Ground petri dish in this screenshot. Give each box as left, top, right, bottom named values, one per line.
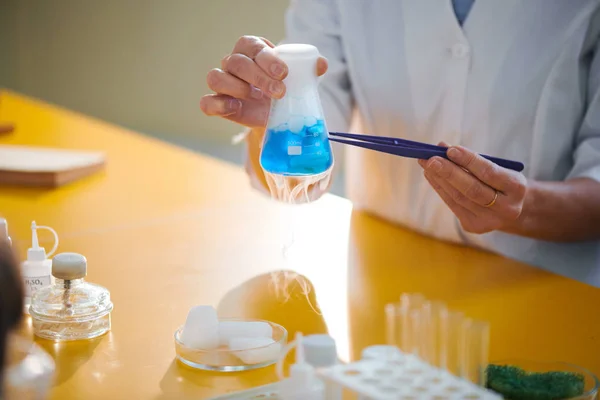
left=174, top=318, right=287, bottom=372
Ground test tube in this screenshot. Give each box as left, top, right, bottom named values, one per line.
left=406, top=308, right=424, bottom=356
left=439, top=310, right=468, bottom=377
left=385, top=293, right=427, bottom=352
left=385, top=300, right=414, bottom=353
left=385, top=302, right=401, bottom=346
left=399, top=293, right=426, bottom=353
left=421, top=301, right=447, bottom=367
left=463, top=320, right=490, bottom=386
left=400, top=292, right=426, bottom=310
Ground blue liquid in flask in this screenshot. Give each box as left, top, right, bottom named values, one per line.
left=260, top=118, right=333, bottom=176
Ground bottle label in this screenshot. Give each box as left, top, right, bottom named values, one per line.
left=23, top=275, right=52, bottom=297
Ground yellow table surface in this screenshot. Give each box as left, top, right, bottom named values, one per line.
left=1, top=90, right=599, bottom=399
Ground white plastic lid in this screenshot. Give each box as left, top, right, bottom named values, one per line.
left=274, top=44, right=319, bottom=61
left=303, top=334, right=338, bottom=367
left=273, top=43, right=320, bottom=92
left=52, top=252, right=87, bottom=280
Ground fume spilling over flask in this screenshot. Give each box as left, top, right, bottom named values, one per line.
left=260, top=44, right=334, bottom=176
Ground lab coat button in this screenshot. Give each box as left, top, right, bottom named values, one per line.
left=451, top=43, right=470, bottom=58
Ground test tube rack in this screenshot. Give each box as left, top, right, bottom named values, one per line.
left=386, top=293, right=490, bottom=386
left=207, top=347, right=501, bottom=400
left=208, top=293, right=495, bottom=400
left=317, top=351, right=501, bottom=399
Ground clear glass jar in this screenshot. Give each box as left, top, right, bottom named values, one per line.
left=29, top=253, right=113, bottom=341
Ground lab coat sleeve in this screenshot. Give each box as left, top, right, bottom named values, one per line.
left=567, top=37, right=600, bottom=183
left=243, top=0, right=353, bottom=195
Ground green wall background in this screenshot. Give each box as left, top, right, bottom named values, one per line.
left=0, top=0, right=345, bottom=195
left=0, top=0, right=288, bottom=162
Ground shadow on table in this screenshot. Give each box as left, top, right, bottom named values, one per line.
left=0, top=186, right=51, bottom=201
left=0, top=167, right=106, bottom=199
left=34, top=333, right=105, bottom=385
left=156, top=270, right=328, bottom=399
left=216, top=270, right=329, bottom=338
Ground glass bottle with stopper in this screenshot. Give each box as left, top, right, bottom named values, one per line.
left=30, top=252, right=113, bottom=341
left=260, top=44, right=334, bottom=176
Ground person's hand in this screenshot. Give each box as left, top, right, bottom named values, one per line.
left=418, top=144, right=528, bottom=234
left=200, top=36, right=328, bottom=128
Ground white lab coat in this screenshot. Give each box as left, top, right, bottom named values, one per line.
left=246, top=0, right=600, bottom=287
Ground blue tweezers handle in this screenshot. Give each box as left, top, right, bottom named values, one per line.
left=328, top=132, right=524, bottom=172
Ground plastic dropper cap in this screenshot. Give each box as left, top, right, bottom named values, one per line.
left=0, top=218, right=11, bottom=246
left=52, top=253, right=87, bottom=280
left=27, top=221, right=47, bottom=261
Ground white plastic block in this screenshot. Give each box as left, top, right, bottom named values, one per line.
left=218, top=321, right=273, bottom=346
left=229, top=337, right=280, bottom=365
left=180, top=305, right=219, bottom=349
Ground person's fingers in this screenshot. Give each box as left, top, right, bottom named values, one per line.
left=426, top=172, right=502, bottom=234
left=316, top=57, right=328, bottom=76
left=233, top=35, right=272, bottom=59
left=255, top=49, right=288, bottom=80
left=446, top=145, right=526, bottom=196
left=222, top=98, right=270, bottom=127
left=199, top=94, right=241, bottom=117
left=233, top=35, right=288, bottom=81
left=222, top=54, right=285, bottom=99
left=206, top=68, right=263, bottom=100
left=259, top=37, right=275, bottom=48
left=424, top=172, right=476, bottom=219
left=422, top=156, right=498, bottom=207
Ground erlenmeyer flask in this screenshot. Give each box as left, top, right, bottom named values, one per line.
left=260, top=44, right=334, bottom=176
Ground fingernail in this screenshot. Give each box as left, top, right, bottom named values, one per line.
left=250, top=86, right=263, bottom=99
left=226, top=99, right=241, bottom=113
left=270, top=63, right=286, bottom=78
left=428, top=159, right=442, bottom=172
left=448, top=147, right=462, bottom=160
left=269, top=81, right=284, bottom=96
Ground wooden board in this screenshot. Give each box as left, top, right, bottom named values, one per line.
left=0, top=145, right=105, bottom=187
left=0, top=123, right=15, bottom=135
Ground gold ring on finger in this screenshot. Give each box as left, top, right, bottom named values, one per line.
left=484, top=190, right=498, bottom=208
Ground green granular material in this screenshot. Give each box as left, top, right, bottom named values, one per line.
left=485, top=364, right=585, bottom=400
